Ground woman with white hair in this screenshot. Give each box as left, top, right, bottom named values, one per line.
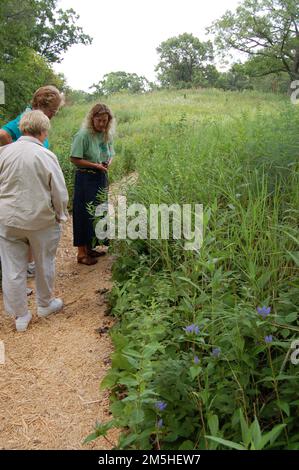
left=0, top=85, right=64, bottom=284
left=0, top=110, right=68, bottom=332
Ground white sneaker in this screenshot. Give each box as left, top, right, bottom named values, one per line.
left=15, top=311, right=32, bottom=332
left=37, top=298, right=63, bottom=318
left=27, top=262, right=35, bottom=278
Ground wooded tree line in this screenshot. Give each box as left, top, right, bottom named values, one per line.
left=92, top=0, right=298, bottom=96
left=1, top=0, right=298, bottom=117
left=0, top=0, right=91, bottom=120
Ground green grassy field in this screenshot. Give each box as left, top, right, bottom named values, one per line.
left=50, top=88, right=288, bottom=203
left=5, top=88, right=299, bottom=449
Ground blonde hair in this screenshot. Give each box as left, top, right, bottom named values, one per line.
left=19, top=110, right=50, bottom=137
left=83, top=103, right=115, bottom=143
left=32, top=86, right=63, bottom=113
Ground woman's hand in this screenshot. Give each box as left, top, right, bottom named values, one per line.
left=95, top=163, right=108, bottom=172
left=0, top=129, right=13, bottom=147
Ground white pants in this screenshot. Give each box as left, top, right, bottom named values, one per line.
left=0, top=223, right=61, bottom=317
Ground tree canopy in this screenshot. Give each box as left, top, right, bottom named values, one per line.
left=0, top=0, right=92, bottom=64
left=155, top=33, right=214, bottom=87
left=209, top=0, right=299, bottom=85
left=0, top=0, right=92, bottom=120
left=91, top=71, right=151, bottom=95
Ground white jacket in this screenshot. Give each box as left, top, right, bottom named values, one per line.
left=0, top=136, right=68, bottom=230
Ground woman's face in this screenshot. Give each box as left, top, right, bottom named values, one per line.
left=42, top=108, right=58, bottom=120
left=93, top=113, right=109, bottom=132
left=38, top=104, right=60, bottom=120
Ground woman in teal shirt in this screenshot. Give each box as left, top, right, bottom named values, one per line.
left=0, top=85, right=62, bottom=147
left=71, top=103, right=115, bottom=265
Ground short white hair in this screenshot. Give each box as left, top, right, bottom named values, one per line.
left=19, top=110, right=50, bottom=137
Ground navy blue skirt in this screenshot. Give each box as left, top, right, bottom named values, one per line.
left=72, top=170, right=108, bottom=247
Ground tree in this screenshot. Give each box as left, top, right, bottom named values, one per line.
left=0, top=0, right=35, bottom=62
left=0, top=0, right=92, bottom=119
left=64, top=88, right=93, bottom=106
left=0, top=49, right=66, bottom=121
left=31, top=0, right=92, bottom=63
left=91, top=71, right=151, bottom=95
left=216, top=63, right=253, bottom=91
left=155, top=33, right=214, bottom=87
left=236, top=55, right=291, bottom=92
left=192, top=64, right=220, bottom=88
left=0, top=0, right=92, bottom=64
left=209, top=0, right=299, bottom=88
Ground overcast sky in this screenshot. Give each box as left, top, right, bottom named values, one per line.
left=53, top=0, right=241, bottom=91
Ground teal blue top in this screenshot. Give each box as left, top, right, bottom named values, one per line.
left=1, top=107, right=50, bottom=149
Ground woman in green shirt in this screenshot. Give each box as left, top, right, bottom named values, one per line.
left=70, top=103, right=115, bottom=265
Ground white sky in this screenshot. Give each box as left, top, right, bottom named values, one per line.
left=53, top=0, right=241, bottom=91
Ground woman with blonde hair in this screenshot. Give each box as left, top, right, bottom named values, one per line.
left=70, top=103, right=115, bottom=265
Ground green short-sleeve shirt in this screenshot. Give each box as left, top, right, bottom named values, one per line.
left=71, top=128, right=115, bottom=166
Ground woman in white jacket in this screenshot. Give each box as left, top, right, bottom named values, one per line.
left=0, top=110, right=69, bottom=332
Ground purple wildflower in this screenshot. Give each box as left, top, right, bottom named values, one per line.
left=265, top=335, right=273, bottom=344
left=184, top=325, right=193, bottom=333
left=194, top=355, right=200, bottom=364
left=257, top=306, right=271, bottom=319
left=212, top=348, right=221, bottom=358
left=184, top=324, right=200, bottom=334
left=155, top=401, right=167, bottom=411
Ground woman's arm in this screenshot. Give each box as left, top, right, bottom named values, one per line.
left=0, top=129, right=13, bottom=147
left=70, top=157, right=107, bottom=172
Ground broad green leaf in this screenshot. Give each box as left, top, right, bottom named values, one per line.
left=207, top=414, right=219, bottom=436
left=190, top=366, right=202, bottom=380
left=179, top=440, right=194, bottom=450
left=277, top=401, right=290, bottom=417
left=250, top=417, right=262, bottom=449
left=100, top=372, right=119, bottom=390
left=205, top=436, right=245, bottom=450
left=129, top=408, right=145, bottom=425
left=118, top=376, right=139, bottom=387
left=285, top=312, right=298, bottom=323
left=112, top=353, right=135, bottom=370
left=83, top=420, right=115, bottom=445
left=143, top=343, right=163, bottom=358
left=83, top=432, right=98, bottom=445
left=119, top=433, right=139, bottom=448
left=260, top=424, right=286, bottom=449
left=239, top=409, right=250, bottom=448
left=123, top=348, right=142, bottom=358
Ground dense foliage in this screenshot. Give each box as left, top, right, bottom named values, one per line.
left=210, top=0, right=299, bottom=87
left=0, top=0, right=91, bottom=120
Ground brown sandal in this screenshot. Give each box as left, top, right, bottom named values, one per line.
left=77, top=256, right=98, bottom=265
left=87, top=249, right=106, bottom=258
